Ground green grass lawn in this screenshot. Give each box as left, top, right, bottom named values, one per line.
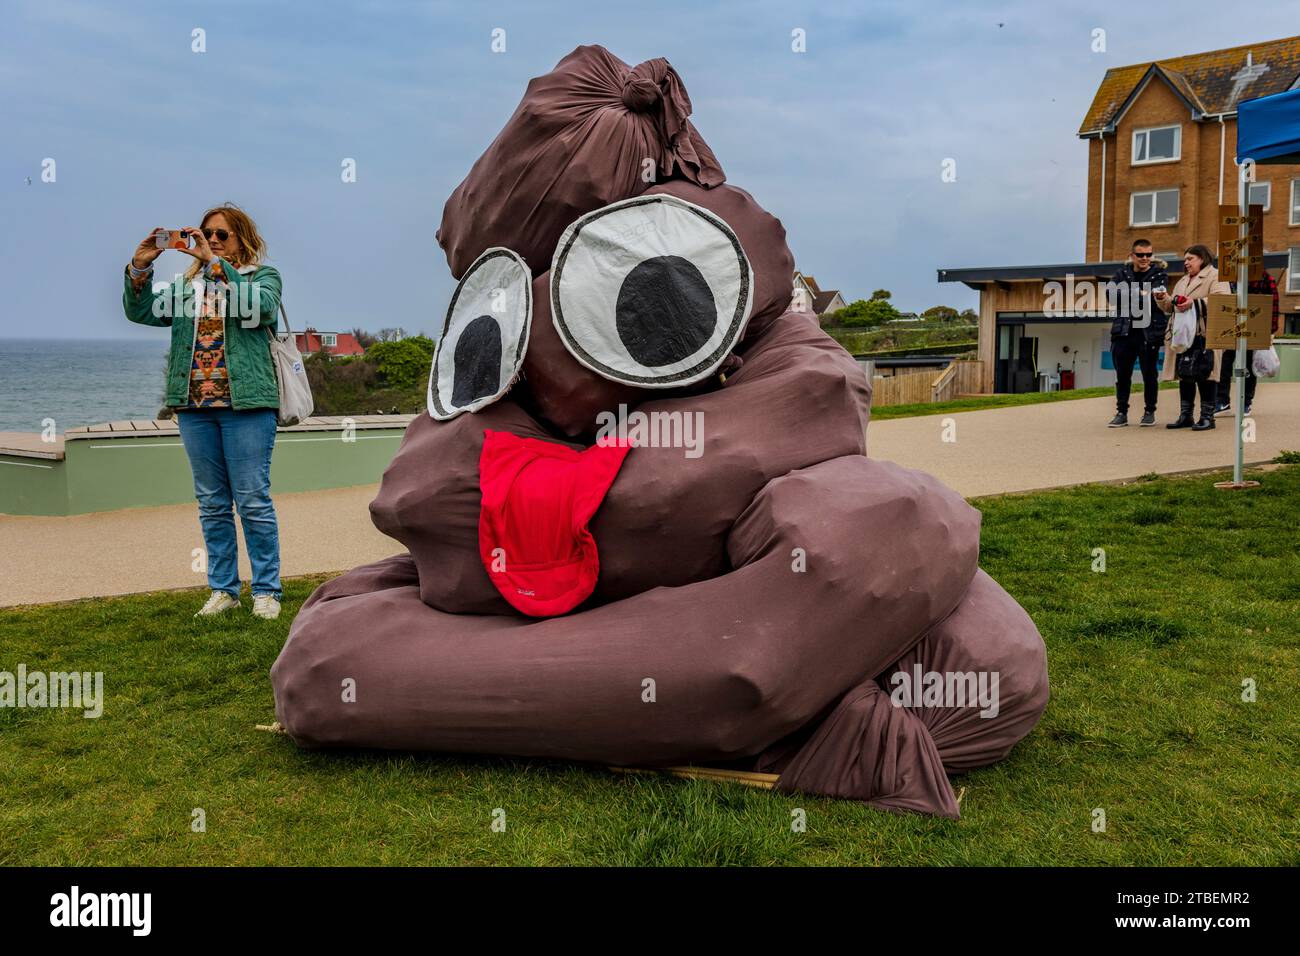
left=871, top=382, right=1181, bottom=420
left=2, top=465, right=1297, bottom=866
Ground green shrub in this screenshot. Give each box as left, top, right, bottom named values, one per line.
left=366, top=335, right=435, bottom=390
left=832, top=298, right=901, bottom=328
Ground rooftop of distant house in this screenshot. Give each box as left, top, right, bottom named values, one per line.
left=294, top=329, right=366, bottom=356
left=794, top=271, right=847, bottom=314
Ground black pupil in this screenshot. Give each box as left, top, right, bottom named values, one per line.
left=452, top=315, right=502, bottom=406
left=615, top=255, right=716, bottom=367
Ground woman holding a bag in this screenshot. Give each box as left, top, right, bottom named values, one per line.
left=122, top=203, right=285, bottom=619
left=1156, top=244, right=1230, bottom=431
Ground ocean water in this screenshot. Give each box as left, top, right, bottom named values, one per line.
left=0, top=339, right=171, bottom=434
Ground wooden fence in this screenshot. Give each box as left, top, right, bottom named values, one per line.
left=871, top=360, right=986, bottom=407
left=871, top=369, right=933, bottom=406
left=929, top=360, right=986, bottom=403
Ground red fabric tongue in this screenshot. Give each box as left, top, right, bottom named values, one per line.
left=478, top=430, right=631, bottom=617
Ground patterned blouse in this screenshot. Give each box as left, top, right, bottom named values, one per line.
left=189, top=263, right=231, bottom=408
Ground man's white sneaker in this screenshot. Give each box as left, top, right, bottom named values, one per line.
left=196, top=591, right=240, bottom=617
left=252, top=594, right=281, bottom=620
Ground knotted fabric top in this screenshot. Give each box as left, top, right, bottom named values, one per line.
left=437, top=44, right=725, bottom=280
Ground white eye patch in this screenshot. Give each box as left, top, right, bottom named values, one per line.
left=427, top=248, right=532, bottom=420
left=549, top=195, right=753, bottom=387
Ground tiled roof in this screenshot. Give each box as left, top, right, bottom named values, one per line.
left=812, top=290, right=842, bottom=314
left=1158, top=67, right=1205, bottom=114
left=295, top=331, right=366, bottom=355
left=1079, top=35, right=1300, bottom=134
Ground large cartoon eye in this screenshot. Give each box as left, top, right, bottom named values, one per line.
left=549, top=195, right=753, bottom=387
left=427, top=248, right=532, bottom=420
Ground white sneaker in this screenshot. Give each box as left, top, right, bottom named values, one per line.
left=252, top=594, right=281, bottom=620
left=196, top=591, right=240, bottom=617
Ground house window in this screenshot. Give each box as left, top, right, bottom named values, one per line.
left=1292, top=179, right=1300, bottom=226
left=1247, top=181, right=1271, bottom=212
left=322, top=334, right=337, bottom=347
left=1132, top=125, right=1181, bottom=164
left=1131, top=188, right=1179, bottom=226
left=1289, top=249, right=1300, bottom=294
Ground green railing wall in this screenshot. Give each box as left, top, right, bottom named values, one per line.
left=0, top=453, right=68, bottom=515
left=1, top=421, right=411, bottom=516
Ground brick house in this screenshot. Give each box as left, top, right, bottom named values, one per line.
left=1080, top=36, right=1300, bottom=311
left=939, top=36, right=1300, bottom=395
left=292, top=330, right=366, bottom=356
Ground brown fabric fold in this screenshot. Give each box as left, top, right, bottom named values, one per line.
left=878, top=569, right=1051, bottom=773
left=754, top=571, right=1050, bottom=816
left=761, top=680, right=961, bottom=819
left=276, top=455, right=979, bottom=767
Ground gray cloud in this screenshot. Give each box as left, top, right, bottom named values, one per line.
left=2, top=0, right=1293, bottom=338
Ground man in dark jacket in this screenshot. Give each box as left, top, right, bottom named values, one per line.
left=1106, top=239, right=1169, bottom=427
left=1216, top=269, right=1280, bottom=418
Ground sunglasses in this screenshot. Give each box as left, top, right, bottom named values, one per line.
left=1133, top=252, right=1153, bottom=258
left=202, top=228, right=231, bottom=242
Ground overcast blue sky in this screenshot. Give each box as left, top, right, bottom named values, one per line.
left=3, top=0, right=1295, bottom=340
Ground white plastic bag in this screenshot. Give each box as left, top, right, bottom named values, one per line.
left=267, top=303, right=315, bottom=426
left=1252, top=346, right=1280, bottom=379
left=1170, top=309, right=1196, bottom=353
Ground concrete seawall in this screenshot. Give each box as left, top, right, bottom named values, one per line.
left=0, top=415, right=415, bottom=516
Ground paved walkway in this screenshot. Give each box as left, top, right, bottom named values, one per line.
left=869, top=382, right=1299, bottom=498
left=1, top=484, right=404, bottom=608
left=3, top=383, right=1296, bottom=607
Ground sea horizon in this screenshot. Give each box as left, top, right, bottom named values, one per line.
left=0, top=338, right=170, bottom=433
left=0, top=335, right=170, bottom=342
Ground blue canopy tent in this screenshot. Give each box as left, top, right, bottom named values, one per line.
left=1219, top=87, right=1299, bottom=487
left=1237, top=87, right=1300, bottom=165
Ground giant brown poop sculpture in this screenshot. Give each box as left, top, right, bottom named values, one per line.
left=271, top=45, right=1049, bottom=817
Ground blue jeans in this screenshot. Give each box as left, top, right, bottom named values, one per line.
left=177, top=408, right=281, bottom=599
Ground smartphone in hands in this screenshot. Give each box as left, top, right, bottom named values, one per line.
left=154, top=229, right=193, bottom=250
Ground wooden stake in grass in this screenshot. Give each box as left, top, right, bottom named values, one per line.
left=609, top=765, right=780, bottom=790
left=255, top=721, right=287, bottom=735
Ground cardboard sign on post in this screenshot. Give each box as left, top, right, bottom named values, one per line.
left=1213, top=192, right=1264, bottom=489
left=1219, top=246, right=1266, bottom=282
left=1215, top=232, right=1263, bottom=259
left=1217, top=204, right=1264, bottom=282
left=1218, top=204, right=1262, bottom=231
left=1205, top=294, right=1273, bottom=347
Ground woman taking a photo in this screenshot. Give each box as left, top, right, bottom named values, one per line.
left=1155, top=244, right=1230, bottom=431
left=123, top=203, right=284, bottom=619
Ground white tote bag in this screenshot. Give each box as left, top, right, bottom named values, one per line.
left=267, top=303, right=315, bottom=426
left=1170, top=308, right=1196, bottom=353
left=1252, top=346, right=1281, bottom=379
